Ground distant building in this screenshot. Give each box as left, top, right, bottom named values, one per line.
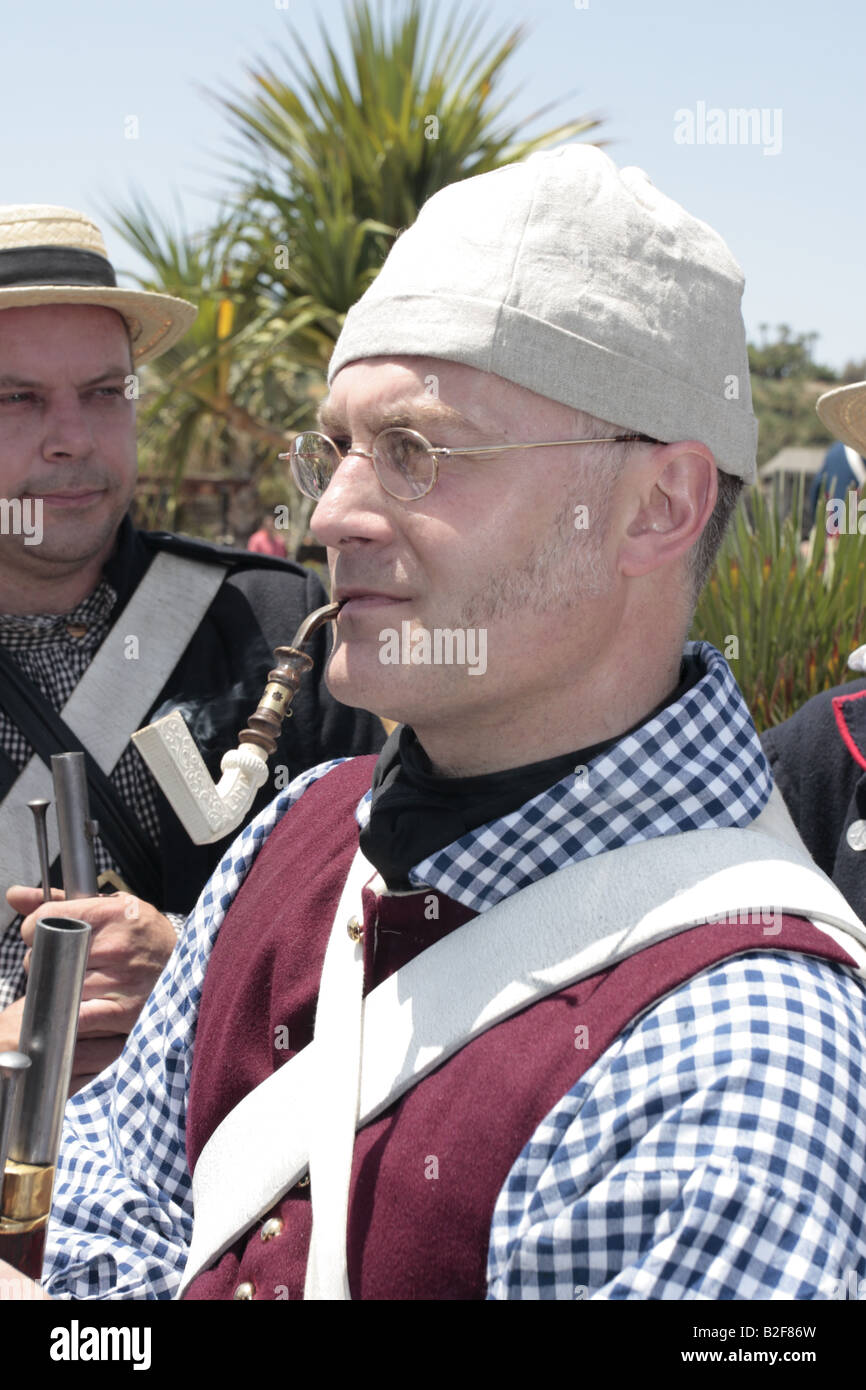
left=759, top=446, right=827, bottom=531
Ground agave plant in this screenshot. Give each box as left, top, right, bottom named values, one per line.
left=691, top=476, right=866, bottom=732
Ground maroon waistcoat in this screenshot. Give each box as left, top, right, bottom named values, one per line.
left=184, top=757, right=857, bottom=1300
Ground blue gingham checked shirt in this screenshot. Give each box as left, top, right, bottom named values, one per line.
left=43, top=641, right=866, bottom=1300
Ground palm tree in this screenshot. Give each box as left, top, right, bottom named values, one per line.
left=217, top=0, right=600, bottom=349
left=108, top=197, right=321, bottom=537
left=112, top=0, right=602, bottom=545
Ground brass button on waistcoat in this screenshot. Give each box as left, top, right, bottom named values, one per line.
left=260, top=1217, right=284, bottom=1241
left=346, top=915, right=363, bottom=942
left=233, top=1281, right=255, bottom=1300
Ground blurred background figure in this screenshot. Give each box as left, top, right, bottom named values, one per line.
left=247, top=510, right=288, bottom=558
left=762, top=379, right=866, bottom=925
left=806, top=437, right=866, bottom=534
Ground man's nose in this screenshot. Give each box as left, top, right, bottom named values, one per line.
left=309, top=448, right=392, bottom=548
left=41, top=395, right=94, bottom=460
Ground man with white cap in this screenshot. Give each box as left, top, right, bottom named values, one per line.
left=0, top=205, right=383, bottom=1089
left=22, top=149, right=866, bottom=1301
left=763, top=381, right=866, bottom=927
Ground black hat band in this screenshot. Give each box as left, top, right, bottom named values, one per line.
left=0, top=245, right=117, bottom=289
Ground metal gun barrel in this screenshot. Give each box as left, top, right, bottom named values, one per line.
left=0, top=1053, right=30, bottom=1180
left=6, top=916, right=91, bottom=1167
left=51, top=753, right=98, bottom=898
left=0, top=757, right=96, bottom=1278
left=0, top=918, right=90, bottom=1279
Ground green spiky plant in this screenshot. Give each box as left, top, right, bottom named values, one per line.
left=111, top=0, right=601, bottom=541
left=691, top=476, right=866, bottom=732
left=107, top=199, right=317, bottom=532
left=216, top=0, right=601, bottom=339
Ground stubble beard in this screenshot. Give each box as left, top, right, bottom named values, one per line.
left=4, top=472, right=134, bottom=582
left=457, top=474, right=617, bottom=629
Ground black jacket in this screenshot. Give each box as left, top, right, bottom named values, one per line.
left=761, top=679, right=866, bottom=924
left=0, top=518, right=384, bottom=915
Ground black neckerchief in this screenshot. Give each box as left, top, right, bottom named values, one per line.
left=359, top=655, right=703, bottom=891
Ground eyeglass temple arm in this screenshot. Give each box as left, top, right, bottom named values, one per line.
left=278, top=434, right=661, bottom=461
left=434, top=435, right=660, bottom=457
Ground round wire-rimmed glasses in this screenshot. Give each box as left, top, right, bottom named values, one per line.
left=278, top=427, right=661, bottom=502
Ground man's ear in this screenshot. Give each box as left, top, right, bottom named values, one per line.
left=618, top=442, right=717, bottom=579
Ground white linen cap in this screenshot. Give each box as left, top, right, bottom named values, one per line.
left=328, top=145, right=757, bottom=482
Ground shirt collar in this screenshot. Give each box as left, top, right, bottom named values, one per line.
left=355, top=640, right=771, bottom=912
left=0, top=511, right=142, bottom=648
left=0, top=576, right=117, bottom=648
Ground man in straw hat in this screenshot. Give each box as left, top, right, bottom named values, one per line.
left=0, top=205, right=383, bottom=1090
left=18, top=148, right=866, bottom=1301
left=762, top=380, right=866, bottom=927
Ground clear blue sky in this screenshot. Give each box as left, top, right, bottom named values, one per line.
left=3, top=0, right=863, bottom=370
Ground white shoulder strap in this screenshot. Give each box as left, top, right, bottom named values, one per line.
left=0, top=553, right=225, bottom=931
left=178, top=789, right=866, bottom=1297
left=303, top=847, right=374, bottom=1300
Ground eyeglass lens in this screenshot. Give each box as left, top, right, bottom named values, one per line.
left=291, top=429, right=434, bottom=501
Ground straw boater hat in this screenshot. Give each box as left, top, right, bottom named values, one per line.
left=816, top=381, right=866, bottom=456
left=0, top=204, right=196, bottom=363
